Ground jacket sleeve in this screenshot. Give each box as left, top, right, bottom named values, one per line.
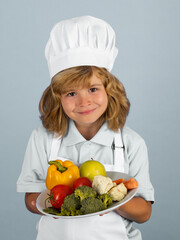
left=16, top=127, right=53, bottom=192
left=123, top=127, right=155, bottom=202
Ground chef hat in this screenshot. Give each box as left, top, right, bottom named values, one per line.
left=45, top=16, right=118, bottom=78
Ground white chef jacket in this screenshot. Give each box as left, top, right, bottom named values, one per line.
left=17, top=120, right=154, bottom=240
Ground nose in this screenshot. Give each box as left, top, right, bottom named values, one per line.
left=78, top=93, right=91, bottom=107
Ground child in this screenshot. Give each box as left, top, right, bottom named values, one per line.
left=17, top=16, right=154, bottom=240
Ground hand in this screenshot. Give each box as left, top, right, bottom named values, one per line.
left=25, top=193, right=42, bottom=215
left=115, top=197, right=152, bottom=223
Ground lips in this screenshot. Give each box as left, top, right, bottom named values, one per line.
left=78, top=108, right=96, bottom=115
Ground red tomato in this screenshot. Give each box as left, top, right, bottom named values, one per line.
left=49, top=185, right=73, bottom=209
left=73, top=177, right=92, bottom=190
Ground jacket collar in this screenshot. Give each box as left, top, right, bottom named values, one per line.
left=62, top=119, right=115, bottom=147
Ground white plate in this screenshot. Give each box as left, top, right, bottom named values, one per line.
left=36, top=171, right=138, bottom=218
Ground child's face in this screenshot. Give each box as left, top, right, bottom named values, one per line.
left=61, top=72, right=108, bottom=129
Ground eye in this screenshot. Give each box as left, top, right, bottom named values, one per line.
left=66, top=92, right=77, bottom=97
left=89, top=87, right=97, bottom=93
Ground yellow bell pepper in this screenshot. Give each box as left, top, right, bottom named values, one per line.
left=46, top=160, right=80, bottom=190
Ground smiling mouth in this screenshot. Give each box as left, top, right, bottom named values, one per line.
left=78, top=108, right=96, bottom=115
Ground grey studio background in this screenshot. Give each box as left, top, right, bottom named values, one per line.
left=1, top=0, right=179, bottom=239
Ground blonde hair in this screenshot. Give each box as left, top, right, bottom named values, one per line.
left=39, top=66, right=130, bottom=136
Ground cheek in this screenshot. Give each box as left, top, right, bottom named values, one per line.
left=97, top=93, right=108, bottom=108
left=61, top=99, right=73, bottom=114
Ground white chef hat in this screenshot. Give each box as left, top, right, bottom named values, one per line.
left=45, top=16, right=118, bottom=79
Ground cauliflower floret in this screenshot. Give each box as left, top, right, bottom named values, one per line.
left=108, top=183, right=127, bottom=201
left=92, top=175, right=115, bottom=195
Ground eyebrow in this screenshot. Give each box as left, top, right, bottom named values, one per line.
left=62, top=83, right=103, bottom=93
left=90, top=84, right=103, bottom=87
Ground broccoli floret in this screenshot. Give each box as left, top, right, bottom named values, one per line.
left=60, top=193, right=82, bottom=216
left=74, top=186, right=97, bottom=201
left=80, top=197, right=105, bottom=214
left=43, top=207, right=61, bottom=216
left=98, top=193, right=113, bottom=209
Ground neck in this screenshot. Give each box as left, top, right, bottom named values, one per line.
left=75, top=120, right=104, bottom=140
